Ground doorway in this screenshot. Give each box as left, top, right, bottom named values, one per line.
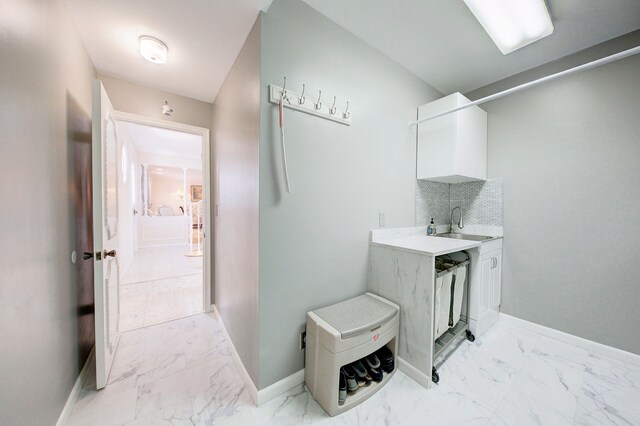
left=114, top=112, right=211, bottom=332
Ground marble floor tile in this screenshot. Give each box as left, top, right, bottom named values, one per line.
left=123, top=397, right=195, bottom=426
left=490, top=385, right=574, bottom=426
left=67, top=314, right=640, bottom=426
left=120, top=245, right=204, bottom=333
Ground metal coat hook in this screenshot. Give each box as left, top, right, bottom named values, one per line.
left=298, top=84, right=306, bottom=105
left=329, top=96, right=337, bottom=115
left=281, top=76, right=290, bottom=103
left=343, top=101, right=350, bottom=119
left=314, top=90, right=322, bottom=110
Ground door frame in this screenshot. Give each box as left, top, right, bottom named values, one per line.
left=113, top=110, right=212, bottom=313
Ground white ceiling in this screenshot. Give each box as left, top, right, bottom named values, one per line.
left=302, top=0, right=640, bottom=95
left=63, top=0, right=273, bottom=102
left=122, top=122, right=202, bottom=159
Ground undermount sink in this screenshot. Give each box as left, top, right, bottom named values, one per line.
left=434, top=233, right=494, bottom=242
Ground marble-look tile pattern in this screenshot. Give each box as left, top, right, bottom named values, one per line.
left=68, top=313, right=640, bottom=426
left=121, top=245, right=203, bottom=285
left=120, top=245, right=204, bottom=331
left=416, top=178, right=503, bottom=227
left=369, top=245, right=434, bottom=386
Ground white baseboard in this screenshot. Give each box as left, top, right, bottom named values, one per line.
left=212, top=305, right=259, bottom=404
left=397, top=357, right=431, bottom=389
left=500, top=313, right=640, bottom=368
left=257, top=369, right=305, bottom=406
left=57, top=346, right=95, bottom=426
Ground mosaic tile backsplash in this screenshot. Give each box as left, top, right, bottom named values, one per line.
left=416, top=178, right=503, bottom=227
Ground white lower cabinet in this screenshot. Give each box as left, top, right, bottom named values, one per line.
left=469, top=239, right=502, bottom=338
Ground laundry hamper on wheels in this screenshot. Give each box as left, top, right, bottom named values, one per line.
left=305, top=293, right=399, bottom=416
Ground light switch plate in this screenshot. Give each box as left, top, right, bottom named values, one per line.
left=379, top=212, right=386, bottom=227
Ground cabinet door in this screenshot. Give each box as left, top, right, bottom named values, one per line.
left=479, top=255, right=493, bottom=317
left=490, top=252, right=503, bottom=309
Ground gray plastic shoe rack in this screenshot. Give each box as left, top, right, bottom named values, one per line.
left=305, top=293, right=399, bottom=416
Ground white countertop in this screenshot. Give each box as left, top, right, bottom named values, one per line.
left=370, top=226, right=501, bottom=256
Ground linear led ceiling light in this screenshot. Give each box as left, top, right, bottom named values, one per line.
left=139, top=35, right=168, bottom=64
left=463, top=0, right=554, bottom=54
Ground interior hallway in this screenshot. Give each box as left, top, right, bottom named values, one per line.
left=119, top=245, right=203, bottom=331
left=66, top=314, right=640, bottom=425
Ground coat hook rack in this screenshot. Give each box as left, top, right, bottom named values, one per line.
left=269, top=80, right=352, bottom=126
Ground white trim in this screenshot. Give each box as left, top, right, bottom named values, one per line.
left=212, top=305, right=258, bottom=404
left=56, top=347, right=95, bottom=426
left=397, top=357, right=431, bottom=389
left=500, top=313, right=640, bottom=367
left=113, top=110, right=212, bottom=314
left=257, top=369, right=305, bottom=406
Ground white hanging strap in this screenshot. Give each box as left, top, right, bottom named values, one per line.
left=279, top=89, right=291, bottom=193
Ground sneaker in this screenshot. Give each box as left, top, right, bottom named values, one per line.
left=351, top=360, right=371, bottom=387
left=341, top=365, right=358, bottom=394
left=338, top=370, right=347, bottom=405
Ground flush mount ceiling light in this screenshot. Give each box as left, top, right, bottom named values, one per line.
left=464, top=0, right=554, bottom=55
left=139, top=35, right=168, bottom=64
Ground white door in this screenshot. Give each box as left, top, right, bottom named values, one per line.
left=92, top=80, right=120, bottom=389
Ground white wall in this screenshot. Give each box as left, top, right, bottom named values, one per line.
left=211, top=17, right=262, bottom=384
left=149, top=173, right=184, bottom=214
left=137, top=151, right=202, bottom=171
left=99, top=74, right=212, bottom=130
left=257, top=0, right=442, bottom=389
left=466, top=31, right=640, bottom=355
left=0, top=0, right=96, bottom=423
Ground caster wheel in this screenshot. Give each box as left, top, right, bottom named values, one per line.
left=466, top=330, right=476, bottom=342
left=432, top=367, right=440, bottom=384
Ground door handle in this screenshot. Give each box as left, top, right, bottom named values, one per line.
left=104, top=249, right=117, bottom=258
left=84, top=251, right=103, bottom=261
left=133, top=209, right=138, bottom=215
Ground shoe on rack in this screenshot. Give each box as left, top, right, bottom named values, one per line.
left=365, top=362, right=384, bottom=382
left=341, top=365, right=358, bottom=394
left=365, top=353, right=381, bottom=370
left=375, top=346, right=395, bottom=373
left=339, top=370, right=347, bottom=405
left=351, top=360, right=371, bottom=387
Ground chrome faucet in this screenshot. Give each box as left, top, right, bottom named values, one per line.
left=450, top=206, right=464, bottom=234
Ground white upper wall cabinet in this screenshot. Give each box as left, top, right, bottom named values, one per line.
left=417, top=93, right=487, bottom=183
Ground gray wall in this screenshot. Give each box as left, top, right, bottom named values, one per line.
left=466, top=32, right=640, bottom=354
left=258, top=0, right=441, bottom=389
left=0, top=0, right=97, bottom=423
left=212, top=17, right=261, bottom=384
left=99, top=74, right=212, bottom=130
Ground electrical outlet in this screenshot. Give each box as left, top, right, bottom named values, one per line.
left=379, top=212, right=386, bottom=227
left=299, top=331, right=306, bottom=350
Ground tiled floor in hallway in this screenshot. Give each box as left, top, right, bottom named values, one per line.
left=67, top=314, right=640, bottom=425
left=119, top=245, right=204, bottom=331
